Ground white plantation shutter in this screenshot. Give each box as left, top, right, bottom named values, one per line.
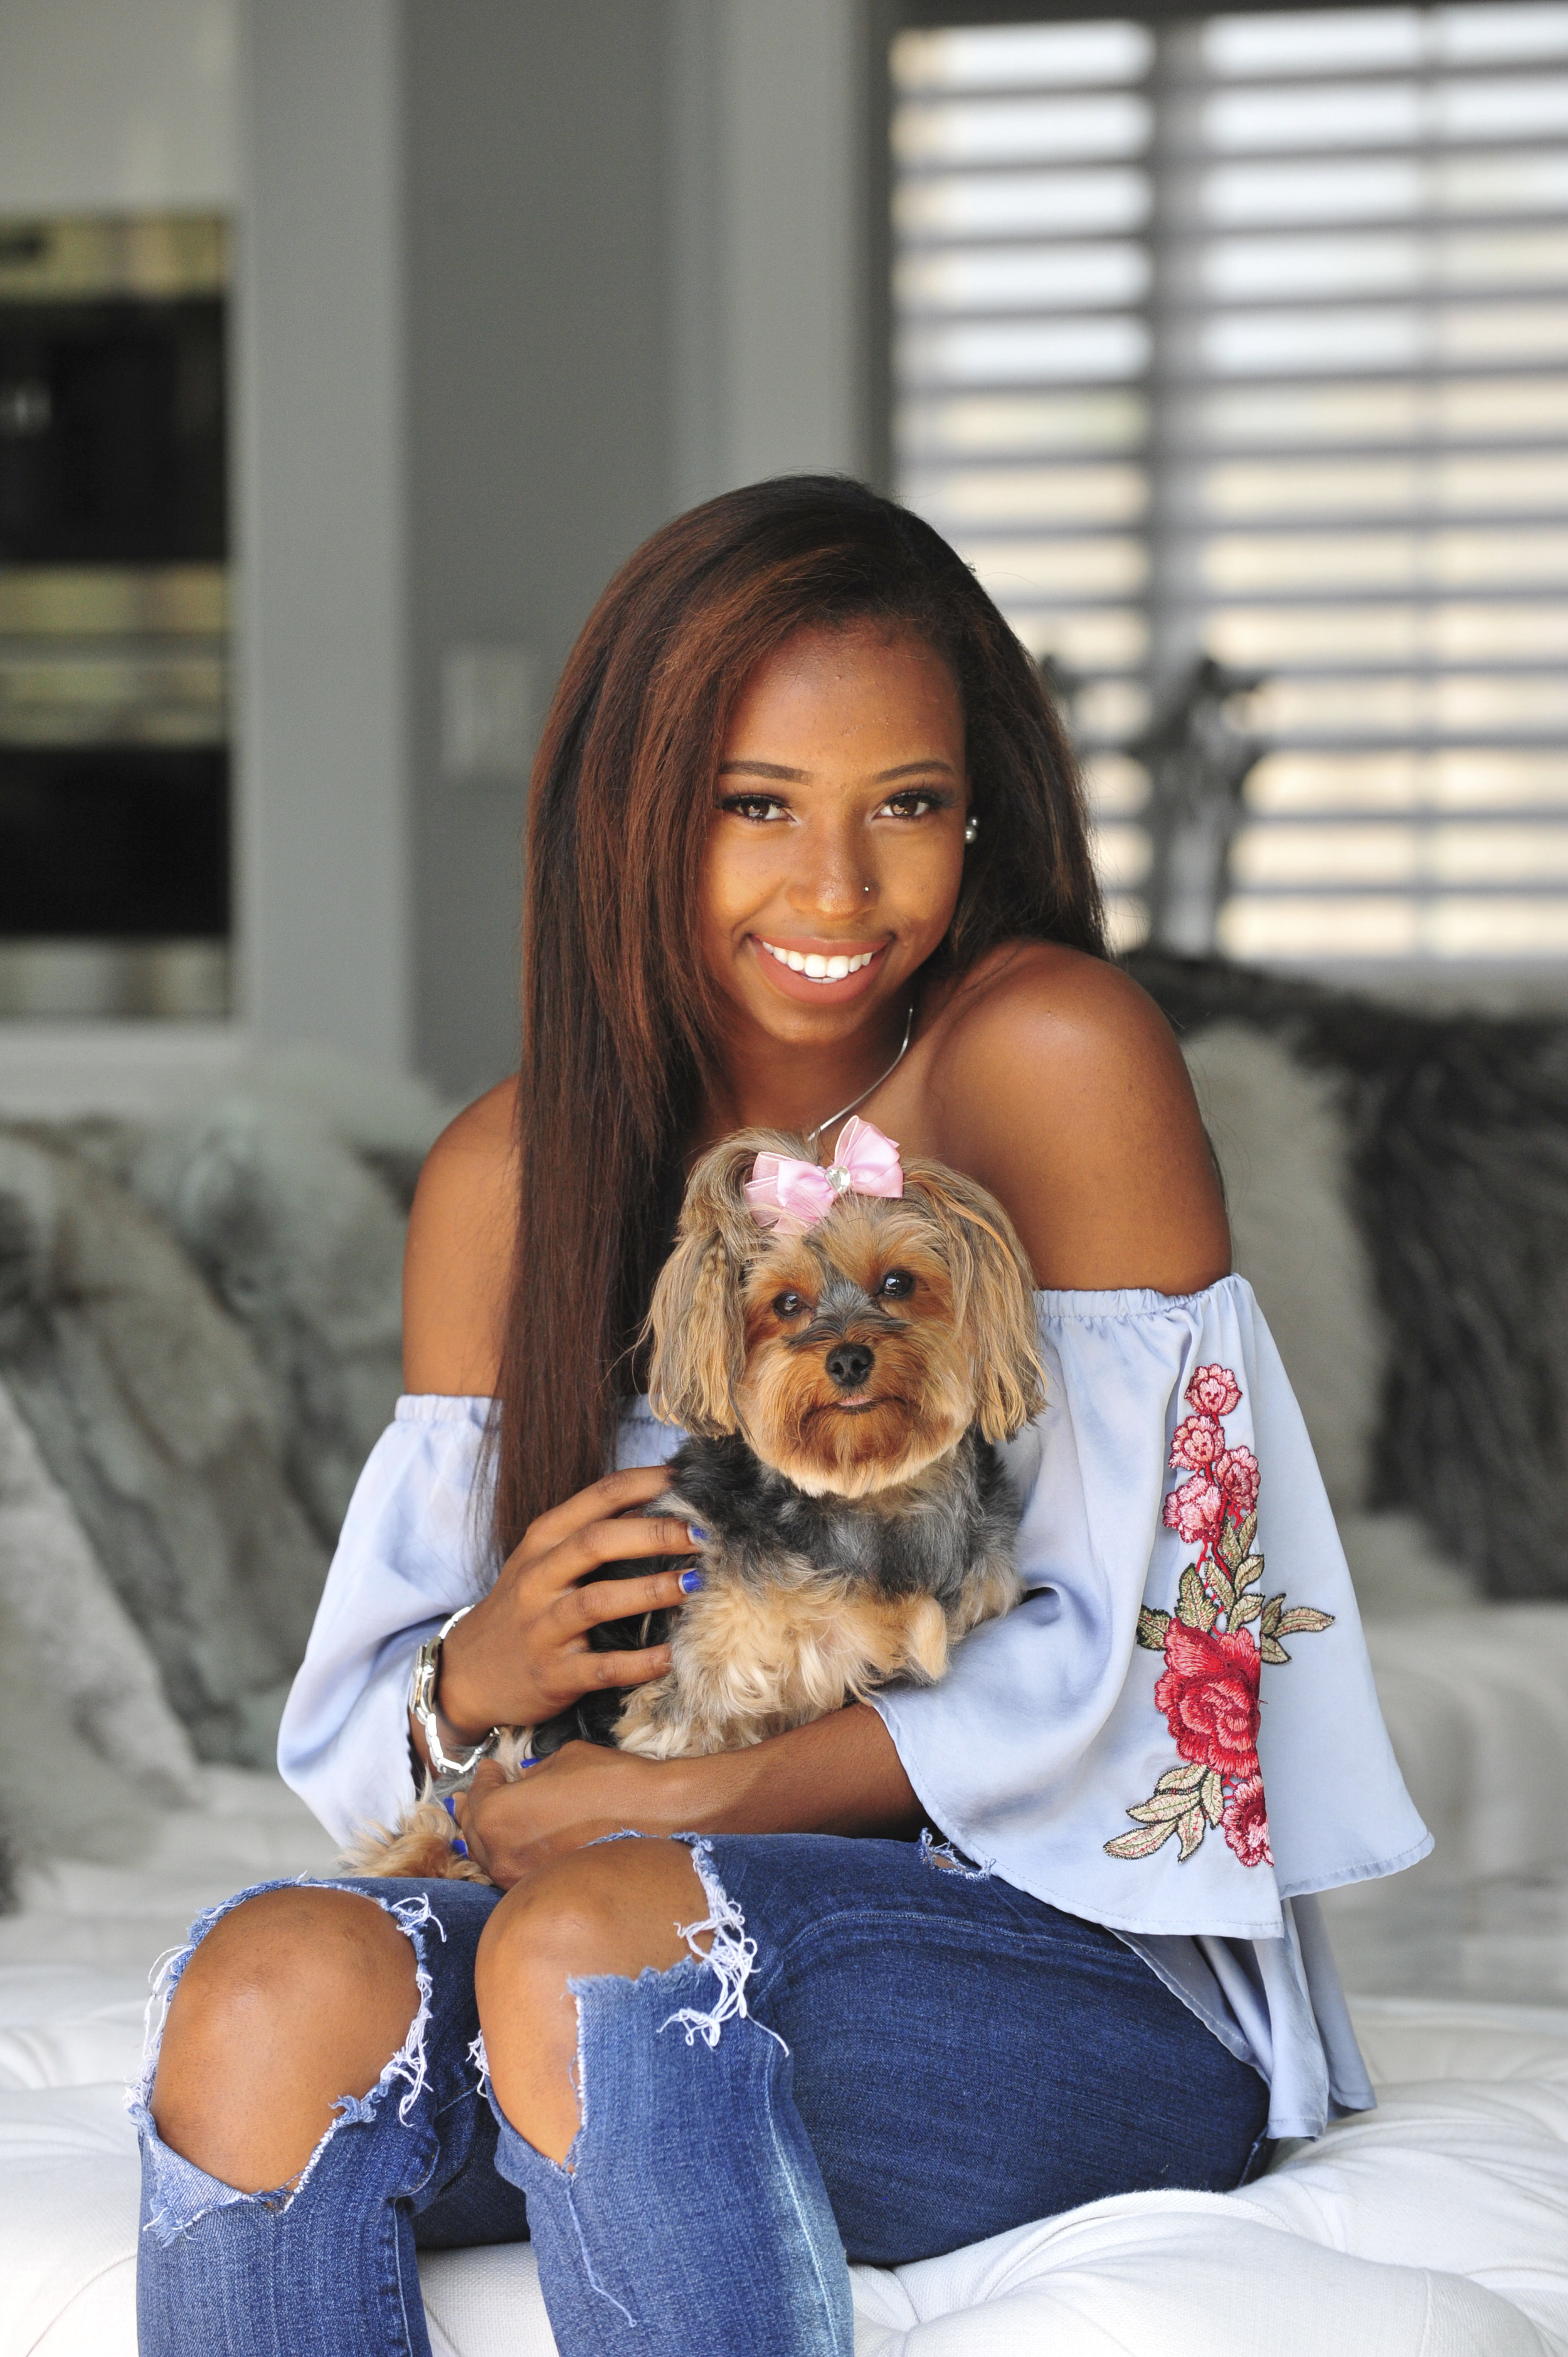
left=892, top=4, right=1568, bottom=961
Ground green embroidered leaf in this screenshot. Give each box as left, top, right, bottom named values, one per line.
left=1275, top=1607, right=1335, bottom=1636
left=1237, top=1510, right=1258, bottom=1556
left=1128, top=1792, right=1196, bottom=1823
left=1136, top=1606, right=1172, bottom=1651
left=1105, top=1819, right=1180, bottom=1860
left=1229, top=1590, right=1263, bottom=1627
left=1260, top=1594, right=1285, bottom=1637
left=1155, top=1759, right=1209, bottom=1795
left=1217, top=1522, right=1244, bottom=1573
left=1178, top=1565, right=1217, bottom=1631
left=1259, top=1635, right=1290, bottom=1665
left=1176, top=1806, right=1208, bottom=1861
left=1200, top=1768, right=1225, bottom=1825
left=1232, top=1554, right=1265, bottom=1595
left=1207, top=1560, right=1236, bottom=1615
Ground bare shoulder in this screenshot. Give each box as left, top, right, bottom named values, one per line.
left=920, top=944, right=1231, bottom=1294
left=402, top=1077, right=519, bottom=1395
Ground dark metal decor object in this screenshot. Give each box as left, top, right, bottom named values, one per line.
left=1133, top=659, right=1266, bottom=959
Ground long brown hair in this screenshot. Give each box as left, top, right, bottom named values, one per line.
left=492, top=475, right=1104, bottom=1559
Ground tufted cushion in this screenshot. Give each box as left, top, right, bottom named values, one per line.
left=3, top=1990, right=1564, bottom=2357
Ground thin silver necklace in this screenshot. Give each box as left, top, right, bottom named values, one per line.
left=805, top=1001, right=916, bottom=1162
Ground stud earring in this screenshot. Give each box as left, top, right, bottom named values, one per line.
left=963, top=816, right=979, bottom=845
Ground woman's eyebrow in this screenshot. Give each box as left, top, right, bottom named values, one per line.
left=716, top=757, right=959, bottom=782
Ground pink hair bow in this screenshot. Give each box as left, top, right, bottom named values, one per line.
left=744, top=1116, right=904, bottom=1235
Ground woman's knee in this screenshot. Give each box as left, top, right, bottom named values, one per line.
left=151, top=1885, right=420, bottom=2192
left=477, top=1840, right=701, bottom=2013
left=474, top=1841, right=704, bottom=2162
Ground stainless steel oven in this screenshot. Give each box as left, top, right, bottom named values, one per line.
left=0, top=214, right=230, bottom=1018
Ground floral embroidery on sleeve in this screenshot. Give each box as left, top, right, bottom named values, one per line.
left=1104, top=1363, right=1333, bottom=1870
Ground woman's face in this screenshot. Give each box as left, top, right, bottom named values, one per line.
left=699, top=622, right=968, bottom=1048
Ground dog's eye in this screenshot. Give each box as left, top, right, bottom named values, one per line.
left=772, top=1290, right=805, bottom=1318
left=879, top=1270, right=916, bottom=1300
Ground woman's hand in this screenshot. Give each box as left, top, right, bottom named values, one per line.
left=452, top=1705, right=925, bottom=1890
left=428, top=1465, right=703, bottom=1748
left=453, top=1744, right=680, bottom=1887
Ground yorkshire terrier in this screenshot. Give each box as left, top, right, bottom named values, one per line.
left=347, top=1120, right=1044, bottom=1882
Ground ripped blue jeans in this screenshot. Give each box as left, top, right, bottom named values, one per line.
left=134, top=1832, right=1270, bottom=2357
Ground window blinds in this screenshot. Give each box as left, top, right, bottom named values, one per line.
left=892, top=4, right=1568, bottom=960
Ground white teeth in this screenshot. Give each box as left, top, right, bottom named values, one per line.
left=758, top=940, right=878, bottom=982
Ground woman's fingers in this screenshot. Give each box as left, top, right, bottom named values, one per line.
left=557, top=1643, right=674, bottom=1694
left=543, top=1513, right=703, bottom=1592
left=452, top=1757, right=509, bottom=1876
left=567, top=1563, right=699, bottom=1631
left=515, top=1466, right=671, bottom=1562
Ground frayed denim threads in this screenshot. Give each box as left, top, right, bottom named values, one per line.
left=132, top=1877, right=447, bottom=2248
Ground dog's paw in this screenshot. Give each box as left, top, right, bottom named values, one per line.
left=899, top=1594, right=951, bottom=1683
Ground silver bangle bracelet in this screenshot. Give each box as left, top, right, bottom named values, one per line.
left=410, top=1604, right=499, bottom=1778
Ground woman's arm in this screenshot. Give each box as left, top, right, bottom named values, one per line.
left=398, top=1083, right=700, bottom=1770
left=402, top=1077, right=519, bottom=1396
left=456, top=1703, right=922, bottom=1888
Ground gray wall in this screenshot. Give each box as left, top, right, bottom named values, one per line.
left=402, top=0, right=675, bottom=1097
left=238, top=0, right=411, bottom=1074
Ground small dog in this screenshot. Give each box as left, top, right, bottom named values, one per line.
left=348, top=1121, right=1044, bottom=1881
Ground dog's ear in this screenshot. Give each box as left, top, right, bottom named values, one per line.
left=903, top=1160, right=1046, bottom=1442
left=645, top=1130, right=793, bottom=1435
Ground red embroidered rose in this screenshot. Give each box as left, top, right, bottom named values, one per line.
left=1222, top=1775, right=1273, bottom=1868
left=1214, top=1445, right=1261, bottom=1514
left=1170, top=1412, right=1224, bottom=1471
left=1162, top=1474, right=1224, bottom=1544
left=1153, top=1622, right=1261, bottom=1780
left=1185, top=1364, right=1242, bottom=1420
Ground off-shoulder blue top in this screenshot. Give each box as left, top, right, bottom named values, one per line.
left=278, top=1274, right=1428, bottom=2139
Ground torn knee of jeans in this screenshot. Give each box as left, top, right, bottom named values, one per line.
left=659, top=1834, right=786, bottom=2055
left=131, top=1876, right=445, bottom=2246
left=919, top=1826, right=993, bottom=1879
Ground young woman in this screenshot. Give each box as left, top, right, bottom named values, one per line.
left=135, top=479, right=1428, bottom=2357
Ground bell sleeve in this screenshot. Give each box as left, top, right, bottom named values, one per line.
left=867, top=1272, right=1430, bottom=1943
left=277, top=1395, right=494, bottom=1848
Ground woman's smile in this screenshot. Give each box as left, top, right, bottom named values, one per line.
left=749, top=933, right=893, bottom=1004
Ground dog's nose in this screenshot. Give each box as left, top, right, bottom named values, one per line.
left=825, top=1341, right=875, bottom=1390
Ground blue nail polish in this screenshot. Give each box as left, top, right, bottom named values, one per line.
left=687, top=1524, right=710, bottom=1544
left=679, top=1568, right=705, bottom=1593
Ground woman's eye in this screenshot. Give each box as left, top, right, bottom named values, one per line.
left=879, top=1270, right=916, bottom=1299
left=772, top=1290, right=805, bottom=1317
left=877, top=790, right=945, bottom=821
left=719, top=794, right=791, bottom=824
